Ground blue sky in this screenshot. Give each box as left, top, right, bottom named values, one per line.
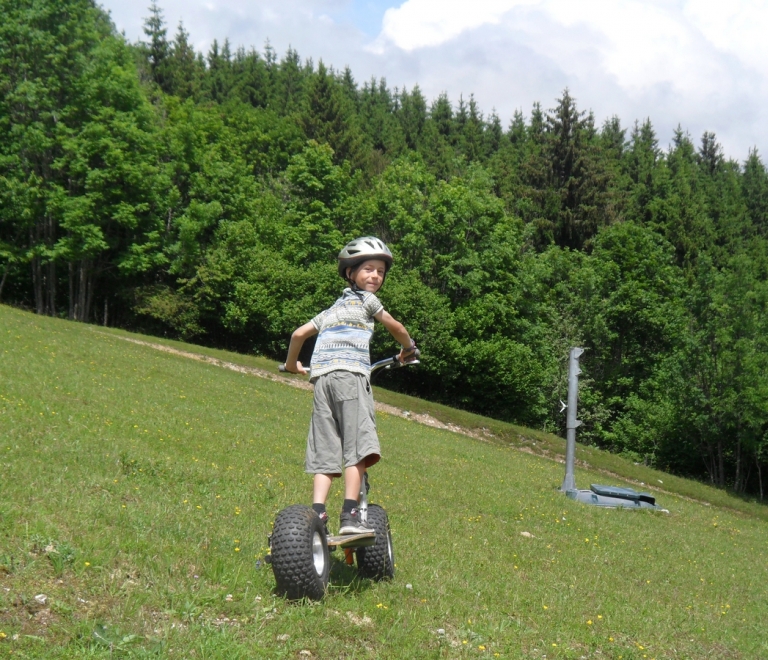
left=100, top=1, right=768, bottom=162
left=333, top=0, right=403, bottom=36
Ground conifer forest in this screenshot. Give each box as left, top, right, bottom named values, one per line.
left=3, top=0, right=768, bottom=497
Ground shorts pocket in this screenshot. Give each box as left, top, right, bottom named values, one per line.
left=330, top=372, right=359, bottom=401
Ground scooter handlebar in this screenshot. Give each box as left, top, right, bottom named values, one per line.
left=279, top=349, right=421, bottom=374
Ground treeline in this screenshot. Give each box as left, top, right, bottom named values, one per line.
left=2, top=0, right=768, bottom=497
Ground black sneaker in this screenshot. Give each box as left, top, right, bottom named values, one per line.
left=339, top=508, right=373, bottom=535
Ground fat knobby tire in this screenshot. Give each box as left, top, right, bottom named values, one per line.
left=356, top=504, right=395, bottom=580
left=270, top=505, right=329, bottom=600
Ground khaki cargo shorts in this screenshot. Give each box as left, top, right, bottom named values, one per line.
left=305, top=371, right=381, bottom=476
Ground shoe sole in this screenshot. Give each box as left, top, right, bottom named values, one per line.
left=339, top=525, right=373, bottom=535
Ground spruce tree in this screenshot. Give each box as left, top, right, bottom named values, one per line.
left=300, top=61, right=367, bottom=168
left=484, top=110, right=503, bottom=157
left=166, top=21, right=199, bottom=99
left=274, top=47, right=307, bottom=114
left=142, top=0, right=171, bottom=92
left=743, top=149, right=768, bottom=236
left=543, top=89, right=615, bottom=249
left=397, top=86, right=427, bottom=151
left=461, top=94, right=484, bottom=162
left=231, top=46, right=269, bottom=108
left=430, top=93, right=453, bottom=139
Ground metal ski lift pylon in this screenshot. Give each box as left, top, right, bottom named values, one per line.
left=559, top=347, right=668, bottom=511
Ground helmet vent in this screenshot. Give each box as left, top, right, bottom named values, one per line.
left=337, top=236, right=393, bottom=280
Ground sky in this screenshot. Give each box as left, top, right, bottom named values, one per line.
left=99, top=0, right=768, bottom=162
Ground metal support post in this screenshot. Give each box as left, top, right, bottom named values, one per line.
left=560, top=347, right=584, bottom=492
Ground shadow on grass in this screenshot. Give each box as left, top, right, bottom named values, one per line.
left=327, top=554, right=375, bottom=596
left=267, top=556, right=376, bottom=603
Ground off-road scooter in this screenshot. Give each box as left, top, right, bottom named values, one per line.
left=265, top=351, right=420, bottom=601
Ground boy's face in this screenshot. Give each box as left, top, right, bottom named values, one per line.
left=349, top=259, right=387, bottom=293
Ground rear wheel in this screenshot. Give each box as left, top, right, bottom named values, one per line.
left=270, top=505, right=330, bottom=600
left=356, top=504, right=394, bottom=580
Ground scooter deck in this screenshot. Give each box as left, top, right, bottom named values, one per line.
left=327, top=531, right=376, bottom=549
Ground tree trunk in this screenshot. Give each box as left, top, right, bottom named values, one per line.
left=72, top=258, right=94, bottom=323
left=68, top=262, right=74, bottom=320
left=32, top=255, right=44, bottom=315
left=78, top=260, right=86, bottom=321
left=103, top=298, right=108, bottom=327
left=0, top=262, right=8, bottom=301
left=704, top=442, right=716, bottom=484
left=717, top=438, right=725, bottom=488
left=46, top=214, right=56, bottom=316
left=85, top=263, right=94, bottom=322
left=757, top=457, right=764, bottom=501
left=742, top=460, right=752, bottom=496
left=734, top=436, right=742, bottom=492
left=46, top=258, right=56, bottom=316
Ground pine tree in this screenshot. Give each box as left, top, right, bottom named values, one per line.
left=698, top=131, right=724, bottom=176
left=484, top=110, right=503, bottom=157
left=166, top=21, right=199, bottom=99
left=339, top=66, right=359, bottom=109
left=359, top=77, right=405, bottom=160
left=430, top=93, right=453, bottom=139
left=743, top=149, right=768, bottom=236
left=662, top=127, right=713, bottom=267
left=300, top=61, right=367, bottom=168
left=454, top=95, right=468, bottom=145
left=274, top=47, right=307, bottom=114
left=461, top=94, right=484, bottom=161
left=600, top=115, right=625, bottom=157
left=231, top=46, right=269, bottom=108
left=508, top=109, right=526, bottom=145
left=397, top=86, right=427, bottom=150
left=142, top=0, right=171, bottom=92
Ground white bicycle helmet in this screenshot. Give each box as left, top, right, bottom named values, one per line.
left=337, top=236, right=393, bottom=281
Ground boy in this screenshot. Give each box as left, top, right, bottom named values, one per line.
left=283, top=237, right=416, bottom=534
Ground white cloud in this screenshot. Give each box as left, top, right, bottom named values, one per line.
left=99, top=0, right=768, bottom=159
left=376, top=0, right=536, bottom=51
left=376, top=0, right=754, bottom=96
left=371, top=0, right=767, bottom=155
left=684, top=0, right=768, bottom=71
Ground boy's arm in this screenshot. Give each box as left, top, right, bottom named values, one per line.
left=374, top=309, right=416, bottom=362
left=284, top=322, right=318, bottom=374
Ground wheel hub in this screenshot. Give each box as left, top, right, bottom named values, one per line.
left=312, top=531, right=326, bottom=576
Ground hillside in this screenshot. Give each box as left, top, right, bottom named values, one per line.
left=4, top=0, right=768, bottom=499
left=1, top=304, right=767, bottom=658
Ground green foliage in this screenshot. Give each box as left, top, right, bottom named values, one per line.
left=3, top=0, right=768, bottom=494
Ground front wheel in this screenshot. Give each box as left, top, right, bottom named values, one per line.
left=270, top=505, right=330, bottom=600
left=356, top=504, right=394, bottom=580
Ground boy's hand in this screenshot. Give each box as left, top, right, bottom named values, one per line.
left=398, top=340, right=418, bottom=363
left=284, top=360, right=308, bottom=375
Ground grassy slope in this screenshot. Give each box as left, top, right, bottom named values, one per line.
left=0, top=304, right=766, bottom=659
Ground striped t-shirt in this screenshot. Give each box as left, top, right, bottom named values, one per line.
left=309, top=289, right=384, bottom=380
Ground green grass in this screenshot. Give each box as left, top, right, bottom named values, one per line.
left=1, top=303, right=767, bottom=659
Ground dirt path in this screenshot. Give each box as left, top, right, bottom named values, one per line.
left=108, top=335, right=491, bottom=441
left=102, top=333, right=697, bottom=507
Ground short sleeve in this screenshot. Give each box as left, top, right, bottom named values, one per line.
left=310, top=310, right=326, bottom=331
left=363, top=292, right=384, bottom=318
